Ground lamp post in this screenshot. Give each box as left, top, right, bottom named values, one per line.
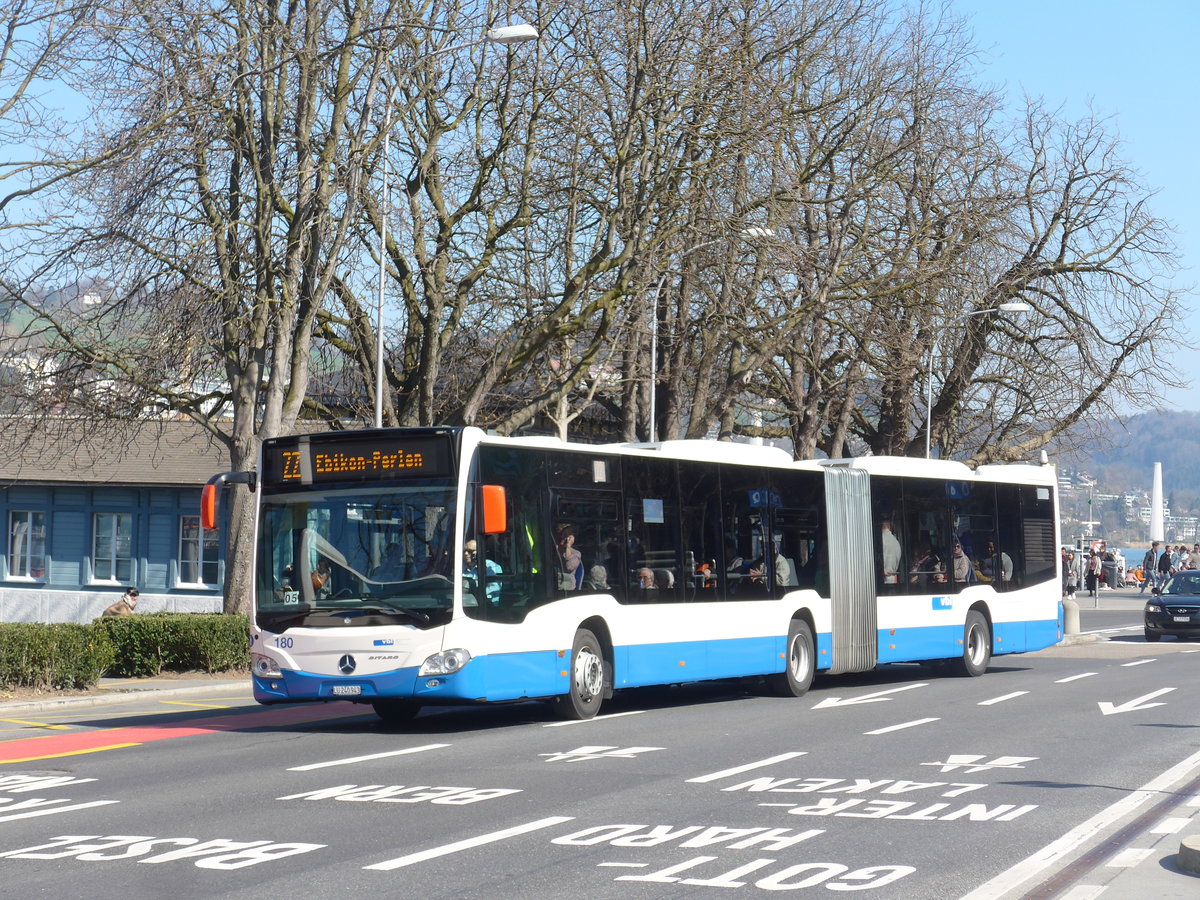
left=647, top=227, right=773, bottom=442
left=924, top=301, right=1030, bottom=459
left=373, top=22, right=539, bottom=428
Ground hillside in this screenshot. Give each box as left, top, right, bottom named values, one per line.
left=1062, top=410, right=1200, bottom=511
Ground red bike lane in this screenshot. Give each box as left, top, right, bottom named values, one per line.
left=0, top=702, right=370, bottom=764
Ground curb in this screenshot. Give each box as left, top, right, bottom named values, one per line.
left=1058, top=632, right=1104, bottom=645
left=0, top=681, right=251, bottom=716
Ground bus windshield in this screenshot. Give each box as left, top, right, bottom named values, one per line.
left=256, top=484, right=457, bottom=631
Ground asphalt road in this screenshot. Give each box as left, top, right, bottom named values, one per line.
left=1, top=595, right=1197, bottom=899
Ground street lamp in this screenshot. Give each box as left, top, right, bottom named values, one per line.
left=374, top=22, right=540, bottom=428
left=924, top=300, right=1030, bottom=459
left=647, top=227, right=774, bottom=442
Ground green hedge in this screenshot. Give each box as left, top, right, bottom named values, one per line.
left=0, top=614, right=249, bottom=690
left=0, top=623, right=115, bottom=690
left=95, top=613, right=250, bottom=678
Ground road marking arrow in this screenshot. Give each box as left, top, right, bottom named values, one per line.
left=811, top=683, right=928, bottom=710
left=1098, top=687, right=1175, bottom=716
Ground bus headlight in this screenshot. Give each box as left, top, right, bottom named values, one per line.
left=252, top=653, right=282, bottom=678
left=419, top=648, right=472, bottom=676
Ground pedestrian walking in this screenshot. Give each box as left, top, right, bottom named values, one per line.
left=1140, top=542, right=1160, bottom=593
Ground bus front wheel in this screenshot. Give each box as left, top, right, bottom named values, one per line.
left=554, top=628, right=605, bottom=720
left=953, top=610, right=991, bottom=677
left=766, top=619, right=815, bottom=697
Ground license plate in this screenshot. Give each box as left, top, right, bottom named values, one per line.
left=1173, top=616, right=1191, bottom=623
left=331, top=684, right=362, bottom=696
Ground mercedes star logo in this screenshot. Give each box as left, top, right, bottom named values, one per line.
left=338, top=654, right=356, bottom=675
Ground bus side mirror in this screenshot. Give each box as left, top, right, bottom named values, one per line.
left=201, top=471, right=257, bottom=530
left=479, top=485, right=507, bottom=534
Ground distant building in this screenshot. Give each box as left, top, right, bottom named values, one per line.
left=0, top=419, right=230, bottom=623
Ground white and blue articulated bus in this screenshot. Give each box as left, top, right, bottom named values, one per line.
left=202, top=427, right=1062, bottom=722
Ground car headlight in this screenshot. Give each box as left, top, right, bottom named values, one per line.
left=1145, top=604, right=1163, bottom=614
left=251, top=652, right=282, bottom=678
left=419, top=648, right=472, bottom=676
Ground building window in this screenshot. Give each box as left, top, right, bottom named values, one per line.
left=179, top=515, right=219, bottom=585
left=93, top=513, right=133, bottom=582
left=9, top=511, right=47, bottom=579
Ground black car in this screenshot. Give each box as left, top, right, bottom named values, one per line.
left=1145, top=569, right=1200, bottom=641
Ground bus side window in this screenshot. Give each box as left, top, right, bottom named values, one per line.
left=473, top=446, right=549, bottom=621
left=721, top=468, right=771, bottom=600
left=872, top=476, right=904, bottom=594
left=623, top=457, right=681, bottom=603
left=679, top=462, right=722, bottom=601
left=902, top=478, right=950, bottom=592
left=771, top=469, right=824, bottom=597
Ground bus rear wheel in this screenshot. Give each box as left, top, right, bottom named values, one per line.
left=372, top=699, right=422, bottom=723
left=766, top=619, right=815, bottom=697
left=952, top=610, right=991, bottom=677
left=554, top=628, right=605, bottom=720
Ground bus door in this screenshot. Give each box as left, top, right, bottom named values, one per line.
left=823, top=467, right=877, bottom=674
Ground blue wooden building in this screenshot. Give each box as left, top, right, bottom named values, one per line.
left=0, top=420, right=229, bottom=623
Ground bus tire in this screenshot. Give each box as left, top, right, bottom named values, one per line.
left=372, top=699, right=422, bottom=723
left=554, top=628, right=605, bottom=720
left=766, top=619, right=815, bottom=697
left=953, top=610, right=991, bottom=677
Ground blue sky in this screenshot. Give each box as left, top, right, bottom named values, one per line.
left=950, top=0, right=1199, bottom=410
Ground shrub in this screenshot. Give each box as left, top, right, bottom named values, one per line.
left=0, top=623, right=115, bottom=690
left=95, top=613, right=250, bottom=677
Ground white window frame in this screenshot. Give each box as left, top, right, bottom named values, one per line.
left=8, top=510, right=47, bottom=581
left=92, top=512, right=133, bottom=583
left=178, top=514, right=220, bottom=587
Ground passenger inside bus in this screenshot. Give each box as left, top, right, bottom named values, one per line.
left=556, top=524, right=583, bottom=590
left=584, top=565, right=609, bottom=591
left=950, top=542, right=974, bottom=584
left=909, top=543, right=945, bottom=587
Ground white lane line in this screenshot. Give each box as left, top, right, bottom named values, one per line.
left=1121, top=659, right=1156, bottom=667
left=0, top=800, right=119, bottom=822
left=960, top=744, right=1200, bottom=900
left=1106, top=848, right=1154, bottom=868
left=1151, top=816, right=1192, bottom=834
left=543, top=711, right=645, bottom=727
left=288, top=743, right=449, bottom=771
left=687, top=751, right=807, bottom=784
left=599, top=862, right=649, bottom=868
left=864, top=718, right=939, bottom=735
left=364, top=816, right=574, bottom=870
left=1055, top=673, right=1097, bottom=683
left=979, top=691, right=1029, bottom=706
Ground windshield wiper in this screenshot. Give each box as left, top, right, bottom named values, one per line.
left=340, top=605, right=431, bottom=624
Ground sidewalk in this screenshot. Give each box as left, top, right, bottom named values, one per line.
left=0, top=673, right=251, bottom=715
left=1023, top=582, right=1200, bottom=898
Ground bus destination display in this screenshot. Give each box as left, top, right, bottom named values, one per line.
left=262, top=433, right=451, bottom=486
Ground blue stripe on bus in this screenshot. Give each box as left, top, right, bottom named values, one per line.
left=253, top=650, right=570, bottom=705
left=614, top=635, right=788, bottom=687
left=875, top=617, right=1061, bottom=663
left=251, top=617, right=1058, bottom=705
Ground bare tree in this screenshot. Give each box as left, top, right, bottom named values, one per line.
left=5, top=0, right=426, bottom=611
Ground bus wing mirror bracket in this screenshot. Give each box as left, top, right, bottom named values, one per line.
left=201, top=471, right=257, bottom=530
left=479, top=485, right=507, bottom=535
